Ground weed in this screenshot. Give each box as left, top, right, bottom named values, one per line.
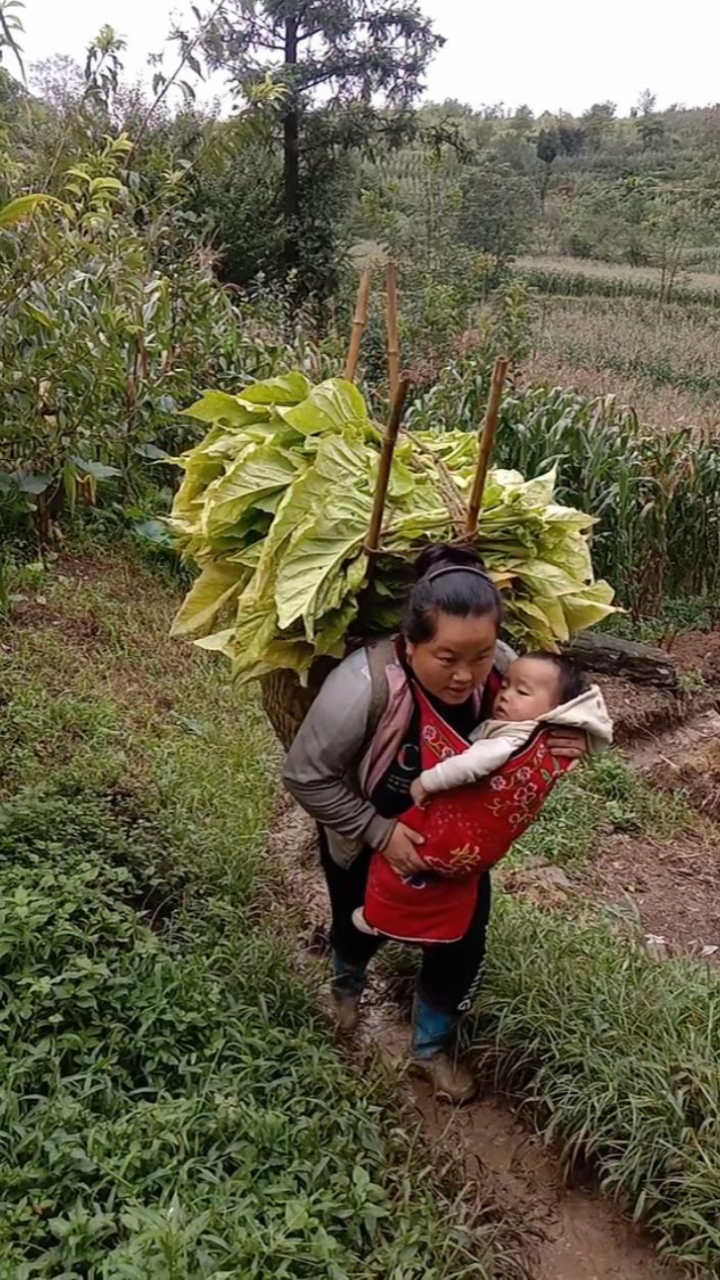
left=0, top=551, right=503, bottom=1278
left=510, top=754, right=692, bottom=868
left=679, top=669, right=710, bottom=695
left=474, top=896, right=720, bottom=1273
left=584, top=752, right=692, bottom=835
left=602, top=594, right=716, bottom=645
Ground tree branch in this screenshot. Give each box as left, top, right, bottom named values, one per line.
left=126, top=0, right=224, bottom=164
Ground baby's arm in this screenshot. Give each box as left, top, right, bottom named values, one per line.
left=418, top=736, right=518, bottom=796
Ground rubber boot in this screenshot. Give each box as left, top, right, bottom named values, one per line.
left=331, top=953, right=367, bottom=1034
left=410, top=995, right=477, bottom=1104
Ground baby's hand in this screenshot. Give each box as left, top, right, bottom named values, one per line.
left=410, top=778, right=430, bottom=808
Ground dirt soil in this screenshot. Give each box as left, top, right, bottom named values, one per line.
left=269, top=793, right=686, bottom=1280
left=628, top=707, right=720, bottom=819
left=668, top=630, right=720, bottom=678
left=596, top=675, right=690, bottom=745
left=503, top=672, right=720, bottom=962
left=578, top=829, right=720, bottom=959
left=561, top=698, right=720, bottom=960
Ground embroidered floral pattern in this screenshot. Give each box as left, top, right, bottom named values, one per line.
left=413, top=688, right=570, bottom=879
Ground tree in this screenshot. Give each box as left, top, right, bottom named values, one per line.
left=536, top=127, right=558, bottom=211
left=29, top=55, right=84, bottom=113
left=458, top=158, right=536, bottom=260
left=508, top=103, right=534, bottom=135
left=634, top=89, right=664, bottom=150
left=557, top=119, right=585, bottom=156
left=637, top=88, right=656, bottom=117
left=0, top=0, right=25, bottom=77
left=200, top=0, right=443, bottom=301
left=581, top=100, right=616, bottom=150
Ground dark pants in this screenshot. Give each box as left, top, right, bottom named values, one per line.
left=318, top=830, right=492, bottom=1016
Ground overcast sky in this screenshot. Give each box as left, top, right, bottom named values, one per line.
left=19, top=0, right=720, bottom=118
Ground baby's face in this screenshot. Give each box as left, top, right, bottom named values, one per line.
left=493, top=656, right=561, bottom=722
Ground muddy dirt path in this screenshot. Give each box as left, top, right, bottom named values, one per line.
left=627, top=705, right=720, bottom=774
left=269, top=794, right=686, bottom=1280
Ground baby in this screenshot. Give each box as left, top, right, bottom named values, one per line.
left=353, top=652, right=612, bottom=943
left=411, top=652, right=611, bottom=807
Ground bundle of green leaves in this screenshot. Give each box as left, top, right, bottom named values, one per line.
left=168, top=373, right=615, bottom=683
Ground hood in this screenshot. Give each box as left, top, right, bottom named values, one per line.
left=539, top=684, right=613, bottom=750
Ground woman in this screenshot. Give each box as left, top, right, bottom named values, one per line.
left=283, top=544, right=587, bottom=1102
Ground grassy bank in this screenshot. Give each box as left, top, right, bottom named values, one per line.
left=470, top=755, right=719, bottom=1275
left=476, top=899, right=720, bottom=1275
left=0, top=549, right=503, bottom=1279
left=506, top=752, right=693, bottom=870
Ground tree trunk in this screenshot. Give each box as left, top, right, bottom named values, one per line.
left=283, top=15, right=300, bottom=284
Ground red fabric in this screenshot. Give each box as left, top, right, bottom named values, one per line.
left=363, top=678, right=573, bottom=943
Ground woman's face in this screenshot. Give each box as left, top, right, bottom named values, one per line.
left=406, top=611, right=498, bottom=705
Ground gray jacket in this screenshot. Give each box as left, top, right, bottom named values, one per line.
left=282, top=640, right=515, bottom=867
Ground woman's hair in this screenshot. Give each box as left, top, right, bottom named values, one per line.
left=404, top=543, right=503, bottom=645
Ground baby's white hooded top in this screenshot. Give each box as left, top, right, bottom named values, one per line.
left=419, top=685, right=613, bottom=795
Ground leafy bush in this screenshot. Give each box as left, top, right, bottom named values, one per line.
left=0, top=139, right=238, bottom=525
left=0, top=144, right=350, bottom=544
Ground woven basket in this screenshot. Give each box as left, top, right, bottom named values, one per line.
left=260, top=656, right=340, bottom=750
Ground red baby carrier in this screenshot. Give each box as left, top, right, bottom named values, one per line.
left=363, top=676, right=574, bottom=943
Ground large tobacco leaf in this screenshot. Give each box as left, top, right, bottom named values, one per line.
left=167, top=374, right=616, bottom=683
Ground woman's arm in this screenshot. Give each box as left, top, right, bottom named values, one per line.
left=282, top=652, right=395, bottom=850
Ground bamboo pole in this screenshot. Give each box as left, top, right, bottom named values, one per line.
left=344, top=270, right=371, bottom=382
left=385, top=262, right=400, bottom=401
left=465, top=356, right=510, bottom=537
left=366, top=373, right=412, bottom=557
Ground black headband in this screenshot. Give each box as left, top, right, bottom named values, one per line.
left=424, top=564, right=489, bottom=585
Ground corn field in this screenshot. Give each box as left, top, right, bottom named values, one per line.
left=408, top=368, right=720, bottom=617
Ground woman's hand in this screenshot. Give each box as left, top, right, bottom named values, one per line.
left=546, top=727, right=588, bottom=767
left=382, top=823, right=427, bottom=877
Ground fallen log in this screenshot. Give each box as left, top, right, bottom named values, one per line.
left=565, top=632, right=678, bottom=689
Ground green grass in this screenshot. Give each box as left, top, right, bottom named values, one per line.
left=475, top=898, right=720, bottom=1274
left=0, top=551, right=504, bottom=1280
left=601, top=595, right=716, bottom=646
left=509, top=753, right=693, bottom=869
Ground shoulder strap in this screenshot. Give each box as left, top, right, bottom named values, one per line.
left=346, top=637, right=395, bottom=779
left=364, top=646, right=506, bottom=744
left=364, top=637, right=396, bottom=740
